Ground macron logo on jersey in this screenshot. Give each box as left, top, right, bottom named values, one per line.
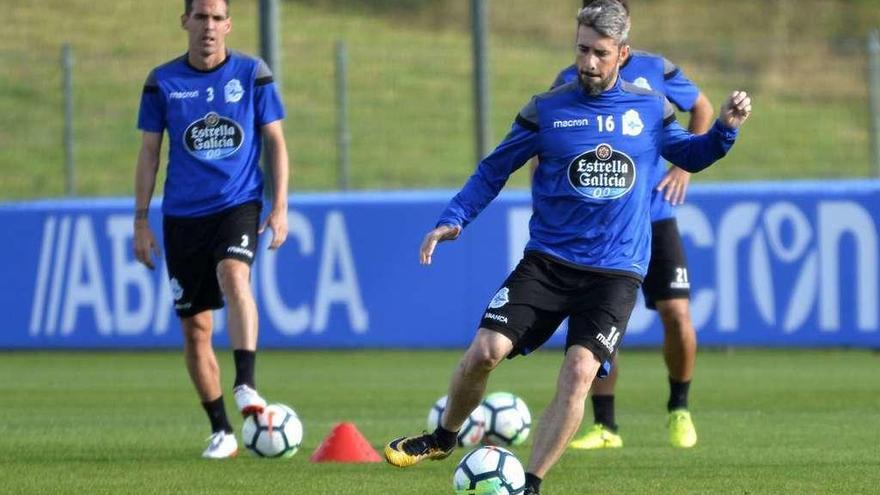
left=169, top=90, right=199, bottom=99
left=553, top=118, right=590, bottom=129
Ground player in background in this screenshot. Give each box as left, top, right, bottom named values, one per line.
left=133, top=0, right=290, bottom=458
left=550, top=0, right=712, bottom=450
left=383, top=2, right=751, bottom=493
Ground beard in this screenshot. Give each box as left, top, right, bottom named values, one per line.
left=579, top=71, right=615, bottom=96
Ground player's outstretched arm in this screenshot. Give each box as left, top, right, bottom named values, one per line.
left=419, top=224, right=462, bottom=265
left=719, top=91, right=752, bottom=129
left=660, top=90, right=752, bottom=173
left=133, top=131, right=163, bottom=270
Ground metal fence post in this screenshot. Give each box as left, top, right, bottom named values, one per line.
left=868, top=28, right=880, bottom=177
left=259, top=0, right=280, bottom=199
left=259, top=0, right=280, bottom=84
left=61, top=43, right=75, bottom=196
left=471, top=0, right=491, bottom=162
left=336, top=41, right=351, bottom=190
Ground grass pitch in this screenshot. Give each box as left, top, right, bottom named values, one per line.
left=1, top=349, right=878, bottom=494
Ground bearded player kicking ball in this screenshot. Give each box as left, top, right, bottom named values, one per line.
left=383, top=2, right=751, bottom=494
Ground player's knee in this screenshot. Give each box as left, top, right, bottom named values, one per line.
left=464, top=345, right=505, bottom=374
left=560, top=349, right=600, bottom=397
left=658, top=300, right=691, bottom=329
left=183, top=320, right=212, bottom=347
left=217, top=261, right=251, bottom=300
left=567, top=365, right=596, bottom=393
left=462, top=330, right=512, bottom=373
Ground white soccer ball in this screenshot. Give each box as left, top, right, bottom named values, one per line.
left=452, top=446, right=526, bottom=495
left=241, top=403, right=303, bottom=458
left=482, top=392, right=531, bottom=446
left=427, top=395, right=486, bottom=447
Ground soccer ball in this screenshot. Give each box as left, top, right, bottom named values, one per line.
left=427, top=395, right=486, bottom=447
left=482, top=392, right=531, bottom=446
left=452, top=446, right=526, bottom=495
left=241, top=403, right=303, bottom=458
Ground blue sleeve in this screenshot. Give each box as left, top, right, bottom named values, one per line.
left=137, top=70, right=165, bottom=133
left=550, top=65, right=577, bottom=90
left=550, top=71, right=567, bottom=90
left=661, top=119, right=738, bottom=173
left=437, top=120, right=538, bottom=229
left=254, top=59, right=285, bottom=125
left=662, top=58, right=700, bottom=112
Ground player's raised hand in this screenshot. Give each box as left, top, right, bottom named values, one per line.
left=719, top=91, right=752, bottom=129
left=134, top=222, right=161, bottom=270
left=259, top=207, right=289, bottom=250
left=419, top=224, right=462, bottom=265
left=655, top=166, right=691, bottom=206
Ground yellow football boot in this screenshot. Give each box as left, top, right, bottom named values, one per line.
left=384, top=433, right=454, bottom=467
left=569, top=423, right=623, bottom=450
left=668, top=409, right=698, bottom=448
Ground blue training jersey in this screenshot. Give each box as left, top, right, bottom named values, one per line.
left=551, top=50, right=701, bottom=221
left=437, top=78, right=736, bottom=278
left=138, top=50, right=285, bottom=217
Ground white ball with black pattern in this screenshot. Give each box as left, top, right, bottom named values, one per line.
left=427, top=395, right=486, bottom=447
left=481, top=392, right=531, bottom=447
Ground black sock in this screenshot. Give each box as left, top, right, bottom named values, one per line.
left=233, top=349, right=256, bottom=388
left=202, top=396, right=233, bottom=434
left=592, top=394, right=618, bottom=431
left=525, top=473, right=542, bottom=493
left=432, top=425, right=458, bottom=451
left=668, top=378, right=691, bottom=411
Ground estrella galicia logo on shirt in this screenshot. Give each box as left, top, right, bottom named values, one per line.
left=568, top=143, right=636, bottom=200
left=184, top=112, right=244, bottom=160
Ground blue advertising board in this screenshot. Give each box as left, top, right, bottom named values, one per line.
left=2, top=180, right=878, bottom=349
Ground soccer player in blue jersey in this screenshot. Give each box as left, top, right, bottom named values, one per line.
left=133, top=0, right=290, bottom=459
left=552, top=0, right=711, bottom=450
left=383, top=2, right=750, bottom=492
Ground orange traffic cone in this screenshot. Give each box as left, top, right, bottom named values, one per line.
left=310, top=422, right=383, bottom=463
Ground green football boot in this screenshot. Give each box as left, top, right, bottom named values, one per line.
left=569, top=423, right=623, bottom=450
left=668, top=409, right=698, bottom=448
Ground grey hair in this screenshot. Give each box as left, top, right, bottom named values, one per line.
left=577, top=0, right=630, bottom=45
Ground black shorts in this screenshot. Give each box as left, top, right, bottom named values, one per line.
left=479, top=252, right=640, bottom=372
left=642, top=218, right=690, bottom=309
left=163, top=201, right=261, bottom=318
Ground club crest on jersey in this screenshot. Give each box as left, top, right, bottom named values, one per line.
left=621, top=109, right=644, bottom=136
left=488, top=287, right=510, bottom=309
left=568, top=143, right=636, bottom=200
left=184, top=111, right=244, bottom=160
left=224, top=78, right=244, bottom=103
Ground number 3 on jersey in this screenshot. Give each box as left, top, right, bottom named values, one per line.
left=597, top=115, right=615, bottom=132
left=206, top=87, right=214, bottom=102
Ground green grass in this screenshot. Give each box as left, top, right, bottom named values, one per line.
left=1, top=349, right=878, bottom=494
left=2, top=1, right=880, bottom=199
